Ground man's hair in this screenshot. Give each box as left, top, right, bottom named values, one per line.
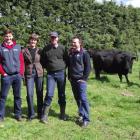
left=3, top=29, right=13, bottom=35
left=29, top=33, right=39, bottom=41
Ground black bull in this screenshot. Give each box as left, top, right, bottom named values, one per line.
left=88, top=49, right=136, bottom=83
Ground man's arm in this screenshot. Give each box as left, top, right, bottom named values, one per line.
left=19, top=52, right=25, bottom=76
left=82, top=51, right=91, bottom=81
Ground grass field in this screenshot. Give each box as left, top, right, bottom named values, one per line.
left=0, top=61, right=140, bottom=140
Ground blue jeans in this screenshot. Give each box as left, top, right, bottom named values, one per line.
left=70, top=79, right=90, bottom=122
left=26, top=69, right=43, bottom=118
left=0, top=74, right=22, bottom=119
left=43, top=70, right=66, bottom=107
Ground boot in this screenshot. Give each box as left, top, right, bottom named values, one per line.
left=40, top=106, right=50, bottom=124
left=60, top=105, right=67, bottom=121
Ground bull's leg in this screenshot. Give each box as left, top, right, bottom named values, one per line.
left=95, top=70, right=100, bottom=79
left=125, top=74, right=129, bottom=84
left=118, top=74, right=122, bottom=82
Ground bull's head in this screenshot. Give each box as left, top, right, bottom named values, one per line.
left=87, top=48, right=100, bottom=57
left=124, top=55, right=136, bottom=73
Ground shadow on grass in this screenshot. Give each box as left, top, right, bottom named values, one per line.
left=127, top=81, right=140, bottom=87
left=5, top=106, right=60, bottom=119
left=90, top=75, right=140, bottom=88
left=49, top=108, right=59, bottom=118
left=5, top=105, right=28, bottom=118
left=136, top=99, right=140, bottom=103
left=5, top=105, right=77, bottom=123
left=89, top=76, right=110, bottom=83
left=49, top=108, right=77, bottom=122
left=112, top=81, right=140, bottom=88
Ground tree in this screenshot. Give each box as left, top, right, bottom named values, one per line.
left=0, top=0, right=140, bottom=55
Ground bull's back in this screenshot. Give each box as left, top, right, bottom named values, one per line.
left=92, top=51, right=117, bottom=73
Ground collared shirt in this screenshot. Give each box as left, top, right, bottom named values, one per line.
left=52, top=44, right=59, bottom=48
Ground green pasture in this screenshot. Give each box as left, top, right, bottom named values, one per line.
left=0, top=61, right=140, bottom=140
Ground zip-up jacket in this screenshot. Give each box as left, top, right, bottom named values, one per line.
left=68, top=48, right=91, bottom=81
left=0, top=41, right=24, bottom=76
left=22, top=48, right=43, bottom=78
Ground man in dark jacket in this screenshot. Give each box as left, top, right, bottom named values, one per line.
left=68, top=36, right=91, bottom=127
left=0, top=29, right=24, bottom=122
left=40, top=31, right=67, bottom=123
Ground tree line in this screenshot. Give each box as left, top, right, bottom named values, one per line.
left=0, top=0, right=140, bottom=56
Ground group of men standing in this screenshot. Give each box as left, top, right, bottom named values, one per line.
left=0, top=29, right=91, bottom=128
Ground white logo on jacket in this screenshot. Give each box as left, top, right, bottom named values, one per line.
left=13, top=49, right=18, bottom=51
left=3, top=49, right=9, bottom=52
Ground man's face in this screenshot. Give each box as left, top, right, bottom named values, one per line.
left=4, top=33, right=13, bottom=44
left=29, top=39, right=37, bottom=48
left=50, top=36, right=59, bottom=45
left=72, top=38, right=81, bottom=49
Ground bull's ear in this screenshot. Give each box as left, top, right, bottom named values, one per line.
left=120, top=56, right=124, bottom=60
left=132, top=56, right=136, bottom=60
left=87, top=48, right=92, bottom=57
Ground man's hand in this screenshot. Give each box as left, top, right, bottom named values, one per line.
left=3, top=73, right=8, bottom=76
left=78, top=79, right=86, bottom=83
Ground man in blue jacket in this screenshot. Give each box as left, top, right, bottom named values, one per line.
left=68, top=36, right=91, bottom=127
left=0, top=29, right=24, bottom=122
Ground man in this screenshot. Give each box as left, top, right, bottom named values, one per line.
left=0, top=29, right=24, bottom=122
left=68, top=36, right=91, bottom=127
left=40, top=31, right=67, bottom=123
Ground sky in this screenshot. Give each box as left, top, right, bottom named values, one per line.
left=95, top=0, right=140, bottom=8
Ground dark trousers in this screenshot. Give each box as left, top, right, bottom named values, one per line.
left=26, top=69, right=43, bottom=118
left=0, top=74, right=22, bottom=119
left=70, top=79, right=90, bottom=122
left=43, top=70, right=66, bottom=107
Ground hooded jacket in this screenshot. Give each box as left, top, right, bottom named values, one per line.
left=0, top=41, right=24, bottom=76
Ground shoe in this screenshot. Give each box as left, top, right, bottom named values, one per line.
left=0, top=117, right=4, bottom=128
left=27, top=115, right=36, bottom=121
left=78, top=116, right=83, bottom=123
left=40, top=114, right=48, bottom=124
left=15, top=116, right=22, bottom=122
left=37, top=115, right=41, bottom=120
left=27, top=118, right=32, bottom=122
left=0, top=118, right=4, bottom=122
left=81, top=121, right=89, bottom=128
left=27, top=118, right=34, bottom=122
left=60, top=105, right=67, bottom=121
left=40, top=106, right=50, bottom=124
left=40, top=117, right=48, bottom=124
left=76, top=116, right=83, bottom=124
left=59, top=114, right=67, bottom=121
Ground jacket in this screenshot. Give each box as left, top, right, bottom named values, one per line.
left=0, top=41, right=24, bottom=76
left=23, top=48, right=43, bottom=78
left=68, top=48, right=91, bottom=81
